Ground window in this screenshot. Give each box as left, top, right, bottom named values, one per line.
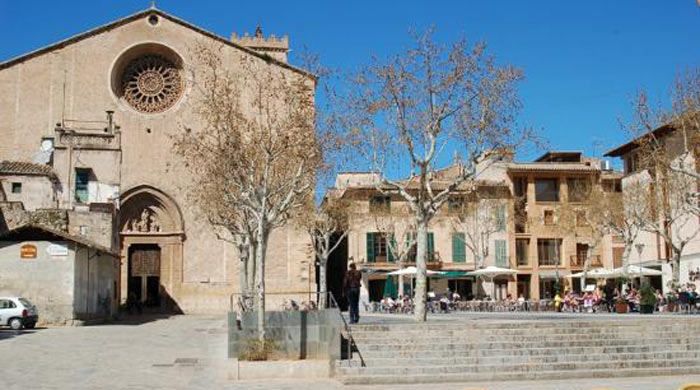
left=567, top=178, right=590, bottom=202
left=494, top=239, right=508, bottom=267
left=452, top=233, right=466, bottom=263
left=513, top=177, right=527, bottom=198
left=535, top=179, right=559, bottom=202
left=11, top=182, right=21, bottom=194
left=573, top=243, right=589, bottom=267
left=537, top=239, right=561, bottom=266
left=544, top=210, right=554, bottom=225
left=613, top=247, right=624, bottom=268
left=448, top=198, right=463, bottom=213
left=575, top=210, right=587, bottom=227
left=624, top=153, right=640, bottom=174
left=75, top=169, right=90, bottom=204
left=366, top=232, right=388, bottom=262
left=405, top=232, right=435, bottom=262
left=369, top=196, right=390, bottom=213
left=495, top=204, right=506, bottom=231
left=0, top=299, right=16, bottom=309
left=516, top=238, right=529, bottom=266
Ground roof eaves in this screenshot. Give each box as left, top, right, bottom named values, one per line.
left=0, top=223, right=118, bottom=258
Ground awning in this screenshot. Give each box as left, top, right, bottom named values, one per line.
left=434, top=271, right=473, bottom=279
left=538, top=270, right=568, bottom=279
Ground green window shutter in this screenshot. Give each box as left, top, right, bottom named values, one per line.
left=495, top=239, right=507, bottom=267
left=388, top=235, right=396, bottom=262
left=452, top=233, right=466, bottom=263
left=366, top=233, right=375, bottom=263
left=496, top=205, right=506, bottom=231
left=427, top=232, right=435, bottom=261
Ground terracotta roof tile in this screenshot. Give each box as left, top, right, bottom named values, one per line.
left=0, top=161, right=57, bottom=179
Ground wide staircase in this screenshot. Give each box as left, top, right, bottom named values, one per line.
left=336, top=317, right=700, bottom=384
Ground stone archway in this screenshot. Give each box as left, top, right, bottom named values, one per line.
left=119, top=185, right=184, bottom=311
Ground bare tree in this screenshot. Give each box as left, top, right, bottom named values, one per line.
left=450, top=194, right=506, bottom=270
left=172, top=43, right=319, bottom=341
left=373, top=211, right=417, bottom=297
left=339, top=30, right=531, bottom=321
left=298, top=197, right=350, bottom=308
left=450, top=193, right=507, bottom=297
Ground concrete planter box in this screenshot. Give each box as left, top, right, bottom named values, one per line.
left=228, top=308, right=342, bottom=375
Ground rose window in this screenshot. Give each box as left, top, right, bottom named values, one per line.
left=121, top=55, right=182, bottom=113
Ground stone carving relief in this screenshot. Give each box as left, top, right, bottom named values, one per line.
left=126, top=209, right=161, bottom=233
left=121, top=54, right=183, bottom=114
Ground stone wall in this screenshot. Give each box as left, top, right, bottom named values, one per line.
left=228, top=309, right=342, bottom=361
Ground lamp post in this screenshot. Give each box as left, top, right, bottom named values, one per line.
left=635, top=243, right=645, bottom=288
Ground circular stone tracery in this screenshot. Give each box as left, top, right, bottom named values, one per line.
left=121, top=54, right=182, bottom=113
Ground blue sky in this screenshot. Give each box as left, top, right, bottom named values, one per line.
left=1, top=1, right=699, bottom=166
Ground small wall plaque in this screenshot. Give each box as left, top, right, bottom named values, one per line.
left=20, top=244, right=37, bottom=259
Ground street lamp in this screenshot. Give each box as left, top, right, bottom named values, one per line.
left=635, top=243, right=645, bottom=288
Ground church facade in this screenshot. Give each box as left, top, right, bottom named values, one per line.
left=0, top=8, right=315, bottom=313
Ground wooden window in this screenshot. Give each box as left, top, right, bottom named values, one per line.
left=495, top=204, right=506, bottom=231
left=495, top=239, right=508, bottom=267
left=544, top=210, right=554, bottom=225
left=11, top=182, right=21, bottom=194
left=516, top=238, right=529, bottom=266
left=452, top=233, right=466, bottom=263
left=369, top=196, right=390, bottom=213
left=366, top=232, right=388, bottom=262
left=613, top=247, right=624, bottom=268
left=567, top=178, right=590, bottom=202
left=537, top=239, right=561, bottom=266
left=535, top=179, right=559, bottom=202
left=75, top=169, right=90, bottom=204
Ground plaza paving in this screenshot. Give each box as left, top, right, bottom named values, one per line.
left=0, top=313, right=698, bottom=390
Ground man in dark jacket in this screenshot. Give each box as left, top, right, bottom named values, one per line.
left=343, top=263, right=362, bottom=324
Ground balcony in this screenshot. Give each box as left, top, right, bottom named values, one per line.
left=570, top=255, right=602, bottom=268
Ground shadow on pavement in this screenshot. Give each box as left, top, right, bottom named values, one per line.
left=0, top=329, right=38, bottom=341
left=109, top=312, right=181, bottom=326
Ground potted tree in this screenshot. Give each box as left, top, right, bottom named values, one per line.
left=639, top=285, right=656, bottom=314
left=615, top=296, right=628, bottom=314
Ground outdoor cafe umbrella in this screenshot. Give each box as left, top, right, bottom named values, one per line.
left=467, top=266, right=518, bottom=299
left=569, top=268, right=615, bottom=279
left=387, top=266, right=444, bottom=276
left=612, top=265, right=663, bottom=277
left=387, top=267, right=444, bottom=298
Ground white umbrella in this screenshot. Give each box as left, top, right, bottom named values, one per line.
left=387, top=266, right=444, bottom=276
left=467, top=266, right=518, bottom=300
left=569, top=268, right=615, bottom=279
left=468, top=266, right=518, bottom=278
left=612, top=265, right=663, bottom=277
left=387, top=266, right=444, bottom=299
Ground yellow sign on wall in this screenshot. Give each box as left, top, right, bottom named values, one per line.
left=20, top=244, right=37, bottom=259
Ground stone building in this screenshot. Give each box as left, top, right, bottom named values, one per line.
left=0, top=7, right=314, bottom=313
left=605, top=124, right=700, bottom=291
left=328, top=151, right=624, bottom=302
left=0, top=224, right=119, bottom=324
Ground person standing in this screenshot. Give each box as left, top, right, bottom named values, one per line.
left=343, top=263, right=362, bottom=324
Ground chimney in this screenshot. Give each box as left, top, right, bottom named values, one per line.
left=231, top=24, right=289, bottom=63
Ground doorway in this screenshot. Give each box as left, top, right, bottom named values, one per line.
left=128, top=244, right=161, bottom=307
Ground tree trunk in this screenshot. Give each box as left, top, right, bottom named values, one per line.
left=239, top=243, right=249, bottom=295
left=414, top=219, right=428, bottom=322
left=255, top=223, right=268, bottom=343
left=319, top=254, right=328, bottom=308
left=672, top=251, right=681, bottom=284
left=580, top=245, right=594, bottom=292
left=398, top=272, right=405, bottom=297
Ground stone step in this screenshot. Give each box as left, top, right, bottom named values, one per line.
left=351, top=331, right=700, bottom=344
left=336, top=364, right=700, bottom=384
left=350, top=319, right=700, bottom=332
left=357, top=343, right=700, bottom=359
left=358, top=337, right=698, bottom=352
left=337, top=357, right=700, bottom=376
left=350, top=325, right=693, bottom=338
left=340, top=350, right=700, bottom=367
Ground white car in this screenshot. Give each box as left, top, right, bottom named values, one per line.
left=0, top=297, right=38, bottom=330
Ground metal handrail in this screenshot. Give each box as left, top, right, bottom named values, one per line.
left=328, top=292, right=366, bottom=367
